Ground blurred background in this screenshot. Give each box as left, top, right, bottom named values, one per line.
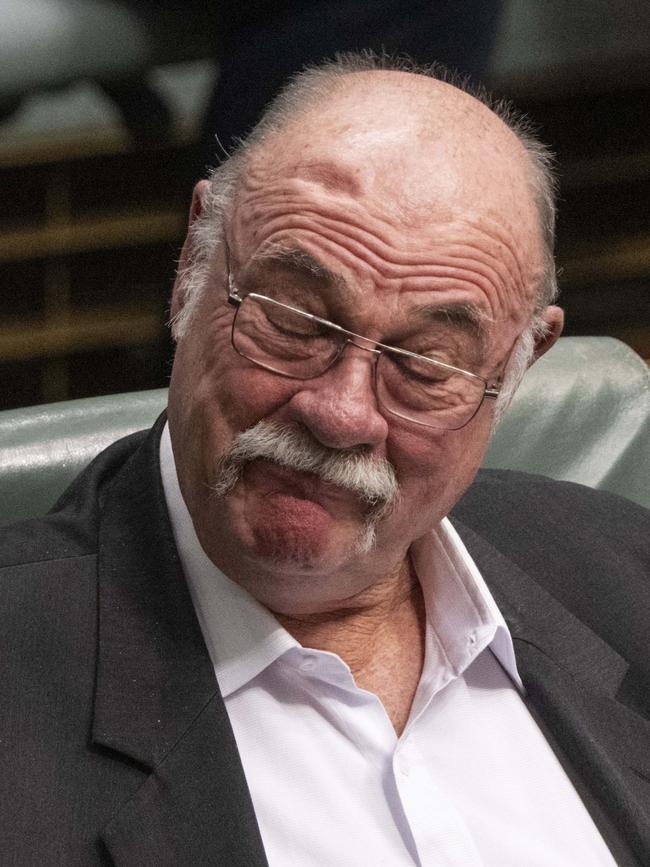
left=1, top=0, right=648, bottom=410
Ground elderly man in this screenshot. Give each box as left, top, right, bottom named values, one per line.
left=1, top=55, right=649, bottom=866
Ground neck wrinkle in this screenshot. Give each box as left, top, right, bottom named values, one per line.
left=273, top=555, right=424, bottom=676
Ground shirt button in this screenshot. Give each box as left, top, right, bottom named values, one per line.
left=399, top=756, right=410, bottom=777
left=300, top=657, right=317, bottom=672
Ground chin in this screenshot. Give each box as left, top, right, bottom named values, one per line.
left=249, top=524, right=328, bottom=570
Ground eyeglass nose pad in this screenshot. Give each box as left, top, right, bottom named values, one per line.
left=336, top=338, right=383, bottom=397
left=320, top=337, right=380, bottom=390
left=334, top=338, right=382, bottom=383
left=343, top=336, right=381, bottom=357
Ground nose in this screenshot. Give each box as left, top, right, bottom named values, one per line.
left=284, top=344, right=389, bottom=450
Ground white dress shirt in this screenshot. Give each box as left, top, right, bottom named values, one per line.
left=160, top=424, right=616, bottom=866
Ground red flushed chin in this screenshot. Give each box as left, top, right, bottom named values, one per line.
left=238, top=460, right=364, bottom=565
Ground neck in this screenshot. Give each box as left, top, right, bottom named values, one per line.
left=274, top=556, right=427, bottom=734
left=274, top=556, right=417, bottom=664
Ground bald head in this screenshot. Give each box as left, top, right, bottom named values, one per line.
left=247, top=70, right=541, bottom=248
left=254, top=68, right=527, bottom=172
left=172, top=54, right=557, bottom=352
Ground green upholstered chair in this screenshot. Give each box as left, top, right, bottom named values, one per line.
left=0, top=337, right=648, bottom=528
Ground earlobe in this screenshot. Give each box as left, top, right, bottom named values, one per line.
left=532, top=305, right=564, bottom=362
left=170, top=180, right=211, bottom=322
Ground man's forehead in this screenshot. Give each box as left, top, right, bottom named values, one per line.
left=228, top=69, right=544, bottom=332
left=241, top=73, right=537, bottom=244
left=244, top=239, right=494, bottom=347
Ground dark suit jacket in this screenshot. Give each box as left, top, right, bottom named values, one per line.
left=1, top=415, right=649, bottom=866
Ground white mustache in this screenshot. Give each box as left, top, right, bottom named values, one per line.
left=211, top=421, right=399, bottom=513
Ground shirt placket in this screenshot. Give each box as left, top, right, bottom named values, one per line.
left=392, top=735, right=486, bottom=867
left=295, top=647, right=488, bottom=867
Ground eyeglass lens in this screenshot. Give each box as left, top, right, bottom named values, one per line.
left=232, top=294, right=485, bottom=430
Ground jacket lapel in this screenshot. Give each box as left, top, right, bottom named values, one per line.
left=93, top=417, right=268, bottom=867
left=454, top=519, right=650, bottom=867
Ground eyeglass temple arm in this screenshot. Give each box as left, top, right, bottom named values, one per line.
left=227, top=268, right=242, bottom=306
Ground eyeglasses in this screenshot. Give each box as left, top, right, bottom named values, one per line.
left=226, top=285, right=501, bottom=431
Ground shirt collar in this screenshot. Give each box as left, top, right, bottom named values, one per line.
left=411, top=521, right=524, bottom=693
left=159, top=422, right=523, bottom=697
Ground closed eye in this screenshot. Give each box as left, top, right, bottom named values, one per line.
left=265, top=314, right=329, bottom=340
left=389, top=352, right=452, bottom=385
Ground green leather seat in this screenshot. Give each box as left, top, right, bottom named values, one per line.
left=0, top=337, right=648, bottom=527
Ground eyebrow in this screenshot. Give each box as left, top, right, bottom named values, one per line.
left=251, top=243, right=346, bottom=288
left=412, top=302, right=490, bottom=335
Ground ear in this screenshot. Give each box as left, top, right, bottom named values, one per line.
left=530, top=305, right=564, bottom=364
left=170, top=180, right=211, bottom=322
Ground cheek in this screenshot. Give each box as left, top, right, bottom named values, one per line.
left=217, top=365, right=301, bottom=430
left=188, top=362, right=302, bottom=489
left=386, top=416, right=492, bottom=518
left=172, top=310, right=301, bottom=486
left=185, top=300, right=300, bottom=434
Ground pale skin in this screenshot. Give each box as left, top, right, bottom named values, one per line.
left=168, top=71, right=564, bottom=734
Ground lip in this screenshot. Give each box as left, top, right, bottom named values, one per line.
left=244, top=459, right=363, bottom=511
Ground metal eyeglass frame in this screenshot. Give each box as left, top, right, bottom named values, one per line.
left=225, top=270, right=502, bottom=430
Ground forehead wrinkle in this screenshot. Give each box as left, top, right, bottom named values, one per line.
left=294, top=159, right=363, bottom=197
left=234, top=185, right=534, bottom=317
left=244, top=225, right=524, bottom=324
left=238, top=187, right=528, bottom=278
left=244, top=211, right=507, bottom=283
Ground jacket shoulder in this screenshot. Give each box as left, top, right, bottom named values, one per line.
left=453, top=469, right=650, bottom=660
left=455, top=468, right=649, bottom=550
left=453, top=470, right=650, bottom=564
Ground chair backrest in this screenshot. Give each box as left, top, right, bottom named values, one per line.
left=483, top=336, right=649, bottom=508
left=0, top=337, right=648, bottom=527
